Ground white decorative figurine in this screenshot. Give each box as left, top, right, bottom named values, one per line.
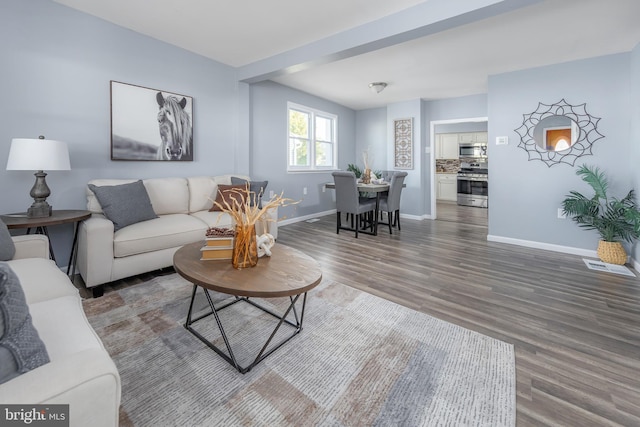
left=256, top=233, right=275, bottom=257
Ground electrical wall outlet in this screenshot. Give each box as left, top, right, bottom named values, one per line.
left=303, top=187, right=307, bottom=195
left=496, top=136, right=508, bottom=145
left=269, top=190, right=274, bottom=199
left=557, top=208, right=567, bottom=219
left=322, top=185, right=326, bottom=193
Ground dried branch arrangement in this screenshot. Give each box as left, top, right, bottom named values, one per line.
left=210, top=185, right=299, bottom=227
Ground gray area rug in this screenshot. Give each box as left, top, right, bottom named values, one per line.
left=83, top=274, right=515, bottom=426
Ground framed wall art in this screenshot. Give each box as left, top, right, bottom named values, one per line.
left=394, top=117, right=413, bottom=169
left=110, top=81, right=194, bottom=161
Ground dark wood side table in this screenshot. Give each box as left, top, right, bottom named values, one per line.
left=1, top=209, right=91, bottom=276
left=174, top=242, right=322, bottom=373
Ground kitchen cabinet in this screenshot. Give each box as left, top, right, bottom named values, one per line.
left=475, top=132, right=488, bottom=143
left=458, top=132, right=488, bottom=144
left=436, top=134, right=459, bottom=159
left=436, top=174, right=457, bottom=201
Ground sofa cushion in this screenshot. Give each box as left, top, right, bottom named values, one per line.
left=142, top=177, right=190, bottom=215
left=86, top=179, right=137, bottom=213
left=0, top=220, right=15, bottom=261
left=210, top=184, right=246, bottom=212
left=231, top=177, right=268, bottom=208
left=186, top=175, right=252, bottom=213
left=88, top=180, right=158, bottom=231
left=5, top=258, right=78, bottom=305
left=113, top=214, right=207, bottom=258
left=187, top=176, right=217, bottom=213
left=0, top=263, right=50, bottom=384
left=190, top=211, right=236, bottom=229
left=29, top=296, right=104, bottom=360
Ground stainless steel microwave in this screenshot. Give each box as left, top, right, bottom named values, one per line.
left=459, top=143, right=487, bottom=159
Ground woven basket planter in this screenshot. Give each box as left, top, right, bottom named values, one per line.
left=597, top=240, right=627, bottom=265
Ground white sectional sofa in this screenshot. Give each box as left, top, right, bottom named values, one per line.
left=0, top=235, right=121, bottom=427
left=77, top=175, right=276, bottom=297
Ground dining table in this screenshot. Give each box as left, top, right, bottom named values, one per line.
left=324, top=181, right=392, bottom=236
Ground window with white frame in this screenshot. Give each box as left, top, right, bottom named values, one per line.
left=287, top=102, right=337, bottom=171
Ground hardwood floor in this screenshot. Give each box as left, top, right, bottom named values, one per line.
left=436, top=200, right=488, bottom=227
left=85, top=214, right=640, bottom=426
left=275, top=215, right=640, bottom=427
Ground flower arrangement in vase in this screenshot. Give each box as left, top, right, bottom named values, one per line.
left=211, top=185, right=298, bottom=268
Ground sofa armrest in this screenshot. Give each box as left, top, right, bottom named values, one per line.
left=77, top=215, right=115, bottom=288
left=0, top=349, right=121, bottom=427
left=11, top=235, right=49, bottom=260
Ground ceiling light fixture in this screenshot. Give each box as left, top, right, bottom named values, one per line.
left=369, top=82, right=387, bottom=94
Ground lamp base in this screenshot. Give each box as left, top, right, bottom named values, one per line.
left=27, top=202, right=52, bottom=218
left=27, top=170, right=53, bottom=218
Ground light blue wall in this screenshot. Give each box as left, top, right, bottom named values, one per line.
left=1, top=0, right=241, bottom=264
left=425, top=94, right=489, bottom=122
left=423, top=94, right=488, bottom=215
left=249, top=81, right=356, bottom=221
left=356, top=108, right=388, bottom=173
left=487, top=53, right=633, bottom=255
left=435, top=122, right=488, bottom=133
left=630, top=43, right=640, bottom=263
left=386, top=100, right=424, bottom=217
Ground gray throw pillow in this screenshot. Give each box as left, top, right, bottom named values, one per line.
left=230, top=177, right=269, bottom=208
left=0, top=220, right=15, bottom=261
left=0, top=263, right=50, bottom=384
left=88, top=180, right=158, bottom=231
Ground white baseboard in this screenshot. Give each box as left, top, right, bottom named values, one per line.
left=278, top=210, right=336, bottom=226
left=487, top=235, right=640, bottom=270
left=399, top=213, right=426, bottom=221
left=487, top=234, right=599, bottom=258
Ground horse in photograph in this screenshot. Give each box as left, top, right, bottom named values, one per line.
left=156, top=92, right=192, bottom=160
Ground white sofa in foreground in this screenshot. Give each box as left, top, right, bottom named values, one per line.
left=0, top=235, right=121, bottom=427
left=77, top=175, right=276, bottom=297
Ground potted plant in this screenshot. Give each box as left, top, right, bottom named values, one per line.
left=561, top=164, right=640, bottom=265
left=347, top=163, right=362, bottom=178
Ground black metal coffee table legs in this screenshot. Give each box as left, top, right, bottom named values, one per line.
left=184, top=285, right=308, bottom=374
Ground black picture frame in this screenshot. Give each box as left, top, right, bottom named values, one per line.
left=110, top=81, right=194, bottom=161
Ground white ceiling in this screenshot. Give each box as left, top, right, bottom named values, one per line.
left=53, top=0, right=640, bottom=110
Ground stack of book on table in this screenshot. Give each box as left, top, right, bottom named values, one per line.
left=201, top=227, right=235, bottom=260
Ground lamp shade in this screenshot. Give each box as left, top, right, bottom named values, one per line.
left=6, top=137, right=70, bottom=171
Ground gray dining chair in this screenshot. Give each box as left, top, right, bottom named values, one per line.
left=332, top=171, right=377, bottom=237
left=378, top=171, right=407, bottom=234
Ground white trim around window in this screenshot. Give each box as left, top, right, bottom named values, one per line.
left=287, top=102, right=337, bottom=172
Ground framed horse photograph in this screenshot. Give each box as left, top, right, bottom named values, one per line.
left=110, top=81, right=193, bottom=161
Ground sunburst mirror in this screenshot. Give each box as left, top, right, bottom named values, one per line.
left=514, top=99, right=604, bottom=167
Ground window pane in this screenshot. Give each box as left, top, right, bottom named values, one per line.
left=289, top=138, right=309, bottom=166
left=289, top=110, right=309, bottom=138
left=315, top=141, right=333, bottom=167
left=315, top=116, right=333, bottom=142
left=287, top=103, right=337, bottom=171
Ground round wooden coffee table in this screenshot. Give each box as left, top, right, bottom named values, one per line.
left=173, top=242, right=322, bottom=373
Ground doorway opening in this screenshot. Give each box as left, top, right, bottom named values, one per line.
left=429, top=117, right=488, bottom=227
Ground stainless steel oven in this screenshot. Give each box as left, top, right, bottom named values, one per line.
left=457, top=164, right=488, bottom=208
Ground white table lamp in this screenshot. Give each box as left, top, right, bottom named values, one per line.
left=6, top=135, right=71, bottom=218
